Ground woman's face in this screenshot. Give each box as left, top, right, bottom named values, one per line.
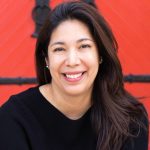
left=47, top=19, right=99, bottom=96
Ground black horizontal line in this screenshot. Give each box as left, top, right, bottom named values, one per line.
left=0, top=74, right=150, bottom=85
left=0, top=77, right=37, bottom=85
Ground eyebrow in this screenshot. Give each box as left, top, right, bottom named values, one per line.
left=49, top=38, right=94, bottom=47
left=77, top=38, right=94, bottom=43
left=50, top=42, right=64, bottom=47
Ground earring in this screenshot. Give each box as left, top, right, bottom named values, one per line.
left=46, top=65, right=49, bottom=69
left=99, top=57, right=103, bottom=64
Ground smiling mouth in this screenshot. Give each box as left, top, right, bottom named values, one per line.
left=63, top=72, right=85, bottom=79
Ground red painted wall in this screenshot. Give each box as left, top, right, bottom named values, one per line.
left=96, top=0, right=150, bottom=113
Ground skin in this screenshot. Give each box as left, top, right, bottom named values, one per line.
left=40, top=19, right=100, bottom=120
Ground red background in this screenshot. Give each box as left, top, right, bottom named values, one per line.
left=0, top=0, right=150, bottom=148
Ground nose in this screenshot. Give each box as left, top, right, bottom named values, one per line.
left=65, top=49, right=81, bottom=67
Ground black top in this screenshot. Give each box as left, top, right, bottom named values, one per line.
left=0, top=87, right=148, bottom=150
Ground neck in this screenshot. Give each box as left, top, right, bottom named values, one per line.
left=47, top=84, right=92, bottom=120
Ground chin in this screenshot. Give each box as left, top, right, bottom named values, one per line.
left=63, top=86, right=92, bottom=96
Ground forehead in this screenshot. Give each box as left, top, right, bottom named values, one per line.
left=49, top=19, right=94, bottom=44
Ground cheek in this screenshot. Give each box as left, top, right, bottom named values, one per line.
left=48, top=55, right=65, bottom=71
left=82, top=51, right=99, bottom=66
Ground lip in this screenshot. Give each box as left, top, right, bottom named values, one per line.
left=62, top=71, right=85, bottom=75
left=62, top=71, right=86, bottom=83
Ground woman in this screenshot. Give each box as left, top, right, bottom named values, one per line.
left=0, top=1, right=148, bottom=150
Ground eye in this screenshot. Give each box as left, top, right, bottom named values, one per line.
left=80, top=44, right=91, bottom=49
left=53, top=47, right=65, bottom=52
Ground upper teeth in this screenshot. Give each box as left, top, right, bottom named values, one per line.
left=66, top=73, right=82, bottom=79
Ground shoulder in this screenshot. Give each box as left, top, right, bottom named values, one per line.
left=0, top=94, right=31, bottom=149
left=0, top=85, right=39, bottom=118
left=1, top=86, right=39, bottom=112
left=0, top=86, right=41, bottom=128
left=0, top=86, right=42, bottom=126
left=0, top=86, right=42, bottom=149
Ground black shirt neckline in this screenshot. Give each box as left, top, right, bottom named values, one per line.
left=35, top=86, right=91, bottom=123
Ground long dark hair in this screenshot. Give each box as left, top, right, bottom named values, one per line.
left=35, top=1, right=148, bottom=150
